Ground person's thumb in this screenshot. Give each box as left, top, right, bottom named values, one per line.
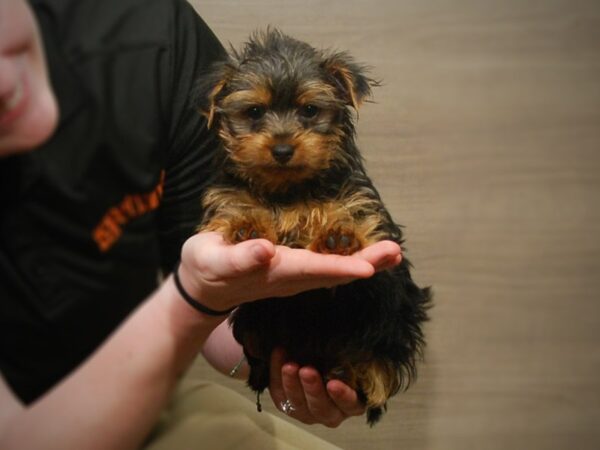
left=229, top=238, right=276, bottom=274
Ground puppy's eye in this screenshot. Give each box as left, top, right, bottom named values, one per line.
left=245, top=105, right=266, bottom=120
left=299, top=104, right=320, bottom=119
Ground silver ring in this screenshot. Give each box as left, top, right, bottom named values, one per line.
left=280, top=399, right=296, bottom=415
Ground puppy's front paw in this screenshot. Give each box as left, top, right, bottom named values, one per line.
left=199, top=209, right=276, bottom=244
left=310, top=223, right=363, bottom=255
left=233, top=222, right=269, bottom=242
left=226, top=212, right=276, bottom=244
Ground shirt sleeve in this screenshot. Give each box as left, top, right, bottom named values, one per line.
left=157, top=0, right=227, bottom=273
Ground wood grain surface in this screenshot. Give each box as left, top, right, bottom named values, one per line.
left=187, top=1, right=600, bottom=448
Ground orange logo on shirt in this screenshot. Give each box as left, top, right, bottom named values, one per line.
left=92, top=171, right=165, bottom=252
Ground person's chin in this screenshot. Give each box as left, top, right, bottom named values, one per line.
left=0, top=88, right=58, bottom=156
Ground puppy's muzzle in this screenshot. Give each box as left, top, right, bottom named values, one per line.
left=271, top=144, right=295, bottom=164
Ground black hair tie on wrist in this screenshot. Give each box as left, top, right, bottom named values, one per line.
left=173, top=260, right=236, bottom=316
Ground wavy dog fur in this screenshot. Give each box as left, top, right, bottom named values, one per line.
left=195, top=29, right=431, bottom=425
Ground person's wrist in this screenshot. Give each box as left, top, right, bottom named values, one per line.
left=172, top=260, right=237, bottom=317
left=162, top=273, right=225, bottom=332
left=147, top=275, right=225, bottom=375
left=173, top=260, right=236, bottom=317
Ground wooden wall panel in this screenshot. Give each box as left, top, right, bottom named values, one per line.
left=187, top=1, right=600, bottom=448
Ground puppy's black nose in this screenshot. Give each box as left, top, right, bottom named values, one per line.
left=272, top=144, right=295, bottom=164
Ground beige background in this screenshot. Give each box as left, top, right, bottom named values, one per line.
left=187, top=1, right=600, bottom=449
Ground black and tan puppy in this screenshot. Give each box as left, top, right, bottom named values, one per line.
left=196, top=29, right=431, bottom=425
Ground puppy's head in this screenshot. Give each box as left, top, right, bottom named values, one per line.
left=197, top=29, right=376, bottom=193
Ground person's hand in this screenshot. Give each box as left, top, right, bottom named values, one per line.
left=177, top=232, right=401, bottom=312
left=268, top=348, right=366, bottom=427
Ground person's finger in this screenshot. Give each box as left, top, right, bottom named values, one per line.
left=353, top=240, right=402, bottom=271
left=260, top=244, right=398, bottom=297
left=270, top=246, right=375, bottom=280
left=299, top=367, right=345, bottom=428
left=372, top=254, right=402, bottom=272
left=190, top=232, right=275, bottom=278
left=279, top=362, right=316, bottom=424
left=269, top=350, right=319, bottom=424
left=268, top=348, right=288, bottom=406
left=326, top=379, right=367, bottom=417
left=229, top=238, right=276, bottom=273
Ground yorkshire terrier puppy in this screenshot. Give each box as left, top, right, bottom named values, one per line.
left=196, top=29, right=431, bottom=425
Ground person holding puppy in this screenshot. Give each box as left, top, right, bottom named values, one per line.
left=0, top=0, right=401, bottom=448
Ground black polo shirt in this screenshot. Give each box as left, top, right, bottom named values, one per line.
left=0, top=0, right=225, bottom=403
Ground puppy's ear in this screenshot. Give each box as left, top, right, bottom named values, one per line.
left=194, top=61, right=233, bottom=129
left=322, top=52, right=377, bottom=110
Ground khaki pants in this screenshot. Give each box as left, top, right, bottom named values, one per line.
left=143, top=379, right=341, bottom=450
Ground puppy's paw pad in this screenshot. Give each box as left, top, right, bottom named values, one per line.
left=231, top=223, right=268, bottom=243
left=236, top=227, right=261, bottom=241
left=312, top=227, right=362, bottom=255
left=325, top=233, right=353, bottom=252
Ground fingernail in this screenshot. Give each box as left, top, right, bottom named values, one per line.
left=327, top=385, right=343, bottom=397
left=300, top=369, right=318, bottom=384
left=283, top=364, right=298, bottom=376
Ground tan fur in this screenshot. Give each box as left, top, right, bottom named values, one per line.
left=199, top=186, right=388, bottom=255
left=323, top=61, right=363, bottom=110
left=221, top=87, right=272, bottom=111
left=204, top=78, right=228, bottom=129
left=297, top=81, right=339, bottom=106
left=216, top=128, right=343, bottom=193
left=338, top=359, right=401, bottom=409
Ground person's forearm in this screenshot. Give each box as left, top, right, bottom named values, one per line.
left=202, top=320, right=249, bottom=379
left=0, top=275, right=224, bottom=450
left=0, top=232, right=401, bottom=448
